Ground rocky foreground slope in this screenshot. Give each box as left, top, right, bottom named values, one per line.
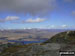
left=0, top=31, right=75, bottom=56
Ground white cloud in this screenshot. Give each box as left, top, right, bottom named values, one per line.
left=0, top=17, right=46, bottom=23
left=23, top=27, right=31, bottom=29
left=5, top=16, right=19, bottom=21
left=25, top=18, right=46, bottom=23
left=0, top=16, right=19, bottom=23
left=46, top=25, right=68, bottom=29
left=62, top=25, right=68, bottom=28
left=50, top=25, right=55, bottom=28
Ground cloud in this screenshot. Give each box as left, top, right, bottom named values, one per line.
left=0, top=16, right=19, bottom=23
left=0, top=16, right=46, bottom=23
left=72, top=11, right=75, bottom=16
left=61, top=25, right=68, bottom=28
left=24, top=18, right=46, bottom=23
left=50, top=25, right=55, bottom=28
left=0, top=0, right=56, bottom=16
left=5, top=16, right=19, bottom=21
left=46, top=25, right=68, bottom=29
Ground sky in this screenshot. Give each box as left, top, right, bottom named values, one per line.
left=0, top=0, right=75, bottom=29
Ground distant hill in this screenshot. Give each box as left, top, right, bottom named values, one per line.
left=0, top=29, right=67, bottom=40
left=44, top=31, right=75, bottom=44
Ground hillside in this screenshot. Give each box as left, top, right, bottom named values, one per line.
left=44, top=31, right=75, bottom=44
